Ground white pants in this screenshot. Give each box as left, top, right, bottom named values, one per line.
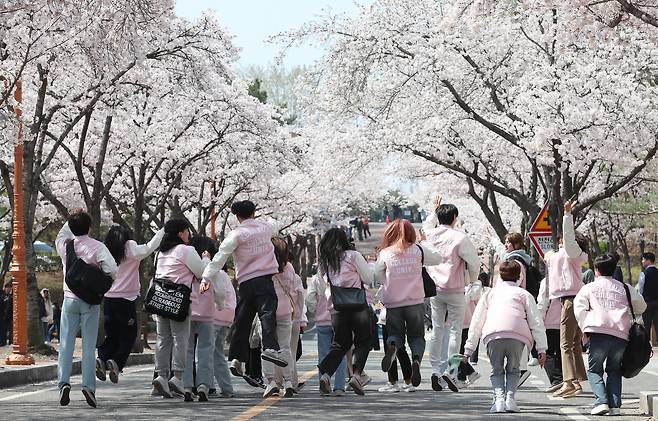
left=429, top=292, right=465, bottom=375
left=264, top=318, right=293, bottom=383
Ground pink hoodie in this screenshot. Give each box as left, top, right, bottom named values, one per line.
left=377, top=246, right=425, bottom=309
left=424, top=226, right=475, bottom=293
left=574, top=276, right=647, bottom=341
left=465, top=281, right=547, bottom=354
left=307, top=274, right=331, bottom=327
left=191, top=277, right=215, bottom=323
left=155, top=244, right=198, bottom=288
left=546, top=249, right=587, bottom=299
left=214, top=271, right=237, bottom=327
left=272, top=263, right=296, bottom=321
left=232, top=219, right=278, bottom=283
left=324, top=250, right=373, bottom=313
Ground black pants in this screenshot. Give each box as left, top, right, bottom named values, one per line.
left=385, top=304, right=425, bottom=361
left=318, top=308, right=372, bottom=376
left=246, top=346, right=263, bottom=380
left=643, top=301, right=658, bottom=337
left=544, top=329, right=563, bottom=386
left=382, top=325, right=412, bottom=383
left=98, top=297, right=138, bottom=370
left=229, top=276, right=279, bottom=362
left=458, top=328, right=476, bottom=380
left=363, top=225, right=371, bottom=238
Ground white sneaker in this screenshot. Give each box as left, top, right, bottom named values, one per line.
left=378, top=383, right=400, bottom=393
left=609, top=407, right=621, bottom=416
left=505, top=392, right=520, bottom=412
left=197, top=384, right=209, bottom=402
left=441, top=374, right=459, bottom=392
left=261, top=349, right=288, bottom=367
left=590, top=404, right=610, bottom=415
left=168, top=376, right=185, bottom=396
left=360, top=372, right=372, bottom=386
left=466, top=372, right=481, bottom=387
left=263, top=381, right=280, bottom=398
left=152, top=376, right=173, bottom=398
left=528, top=358, right=540, bottom=366
left=229, top=359, right=243, bottom=377
left=402, top=384, right=416, bottom=393
left=490, top=398, right=506, bottom=413
left=283, top=380, right=294, bottom=398
left=348, top=374, right=365, bottom=395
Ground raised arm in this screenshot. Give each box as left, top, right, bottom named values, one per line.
left=55, top=222, right=74, bottom=258
left=128, top=228, right=165, bottom=261
left=563, top=201, right=581, bottom=258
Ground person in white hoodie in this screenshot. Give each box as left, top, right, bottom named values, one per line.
left=464, top=261, right=547, bottom=413
left=574, top=253, right=646, bottom=416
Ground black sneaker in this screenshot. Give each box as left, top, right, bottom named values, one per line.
left=381, top=344, right=397, bottom=372
left=411, top=359, right=422, bottom=387
left=242, top=374, right=263, bottom=388
left=82, top=388, right=97, bottom=408
left=106, top=359, right=120, bottom=384
left=95, top=358, right=106, bottom=382
left=208, top=388, right=218, bottom=397
left=442, top=374, right=459, bottom=392
left=59, top=384, right=71, bottom=406
left=431, top=374, right=443, bottom=392
left=184, top=391, right=194, bottom=402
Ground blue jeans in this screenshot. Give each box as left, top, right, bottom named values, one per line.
left=317, top=325, right=346, bottom=391
left=58, top=298, right=100, bottom=392
left=385, top=304, right=425, bottom=362
left=213, top=325, right=233, bottom=394
left=587, top=333, right=626, bottom=408
left=183, top=321, right=215, bottom=388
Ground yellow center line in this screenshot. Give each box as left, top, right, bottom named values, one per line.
left=230, top=352, right=319, bottom=421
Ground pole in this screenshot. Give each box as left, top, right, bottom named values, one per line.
left=209, top=180, right=216, bottom=240
left=6, top=80, right=34, bottom=365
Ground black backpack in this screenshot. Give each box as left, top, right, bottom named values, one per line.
left=619, top=281, right=652, bottom=378
left=508, top=255, right=541, bottom=300
left=65, top=239, right=114, bottom=305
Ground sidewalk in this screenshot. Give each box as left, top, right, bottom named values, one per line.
left=0, top=339, right=154, bottom=389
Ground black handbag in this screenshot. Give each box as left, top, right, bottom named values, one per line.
left=144, top=253, right=191, bottom=322
left=65, top=239, right=114, bottom=305
left=620, top=281, right=652, bottom=378
left=417, top=245, right=437, bottom=298
left=327, top=272, right=367, bottom=312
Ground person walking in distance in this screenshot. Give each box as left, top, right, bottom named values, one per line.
left=637, top=252, right=658, bottom=339
left=317, top=228, right=374, bottom=396
left=97, top=225, right=164, bottom=384
left=55, top=210, right=118, bottom=408
left=545, top=201, right=589, bottom=398
left=40, top=288, right=53, bottom=344
left=202, top=200, right=287, bottom=379
left=362, top=216, right=371, bottom=239
left=374, top=219, right=443, bottom=388
left=422, top=197, right=480, bottom=392
left=574, top=253, right=647, bottom=416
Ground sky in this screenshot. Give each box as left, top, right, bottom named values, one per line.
left=174, top=0, right=372, bottom=69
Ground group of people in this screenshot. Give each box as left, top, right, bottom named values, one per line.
left=51, top=197, right=654, bottom=417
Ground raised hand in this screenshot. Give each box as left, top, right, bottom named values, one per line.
left=432, top=195, right=442, bottom=210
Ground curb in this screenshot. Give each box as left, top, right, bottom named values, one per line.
left=0, top=353, right=154, bottom=389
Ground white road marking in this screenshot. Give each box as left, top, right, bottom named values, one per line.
left=560, top=407, right=591, bottom=420
left=530, top=380, right=544, bottom=385
left=0, top=388, right=56, bottom=401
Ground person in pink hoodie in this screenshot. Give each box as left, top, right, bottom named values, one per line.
left=151, top=219, right=210, bottom=399
left=262, top=237, right=298, bottom=398
left=574, top=253, right=646, bottom=416
left=374, top=219, right=442, bottom=388
left=97, top=225, right=164, bottom=384
left=317, top=228, right=374, bottom=396
left=545, top=200, right=589, bottom=398
left=422, top=197, right=481, bottom=392
left=464, top=261, right=547, bottom=414
left=202, top=200, right=287, bottom=375
left=537, top=277, right=564, bottom=392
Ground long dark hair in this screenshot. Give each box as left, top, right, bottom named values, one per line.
left=104, top=225, right=132, bottom=265
left=318, top=228, right=351, bottom=275
left=160, top=219, right=190, bottom=253
left=271, top=237, right=289, bottom=273
left=189, top=236, right=218, bottom=259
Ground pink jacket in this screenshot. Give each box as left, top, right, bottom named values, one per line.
left=424, top=226, right=479, bottom=293
left=214, top=271, right=236, bottom=327
left=155, top=244, right=199, bottom=288
left=191, top=277, right=215, bottom=323
left=272, top=263, right=296, bottom=321
left=463, top=283, right=487, bottom=329
left=465, top=281, right=547, bottom=354
left=324, top=250, right=374, bottom=313
left=546, top=214, right=588, bottom=299
left=230, top=219, right=278, bottom=283
left=537, top=278, right=561, bottom=330
left=574, top=276, right=647, bottom=341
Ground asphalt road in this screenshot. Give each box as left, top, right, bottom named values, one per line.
left=1, top=337, right=656, bottom=421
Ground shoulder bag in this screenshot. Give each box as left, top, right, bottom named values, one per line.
left=144, top=252, right=192, bottom=322
left=65, top=239, right=114, bottom=305
left=326, top=271, right=367, bottom=312
left=417, top=244, right=437, bottom=298
left=620, top=281, right=652, bottom=378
